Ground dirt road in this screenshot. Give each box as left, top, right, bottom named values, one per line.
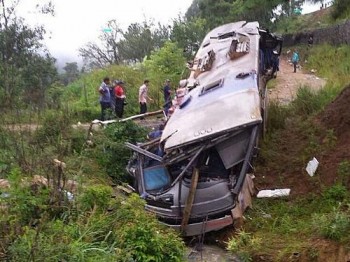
left=269, top=56, right=326, bottom=104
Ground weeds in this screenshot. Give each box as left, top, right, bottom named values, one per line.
left=312, top=204, right=350, bottom=241
left=337, top=160, right=350, bottom=185
left=226, top=230, right=262, bottom=262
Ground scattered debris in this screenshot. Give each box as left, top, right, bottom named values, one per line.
left=306, top=157, right=319, bottom=177
left=0, top=179, right=10, bottom=189
left=256, top=188, right=291, bottom=198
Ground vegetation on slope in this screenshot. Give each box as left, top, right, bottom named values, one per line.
left=0, top=112, right=185, bottom=261
left=223, top=43, right=350, bottom=261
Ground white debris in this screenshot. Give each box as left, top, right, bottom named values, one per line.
left=91, top=119, right=101, bottom=124
left=63, top=190, right=74, bottom=201
left=257, top=188, right=291, bottom=198
left=306, top=157, right=319, bottom=177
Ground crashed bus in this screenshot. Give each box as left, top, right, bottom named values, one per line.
left=126, top=21, right=282, bottom=236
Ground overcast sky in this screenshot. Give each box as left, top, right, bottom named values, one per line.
left=16, top=0, right=325, bottom=67
left=17, top=0, right=193, bottom=66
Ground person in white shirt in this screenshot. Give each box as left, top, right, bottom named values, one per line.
left=138, top=79, right=153, bottom=118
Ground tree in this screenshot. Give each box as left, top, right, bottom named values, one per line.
left=79, top=19, right=171, bottom=69
left=170, top=17, right=209, bottom=59
left=79, top=20, right=123, bottom=69
left=61, top=62, right=80, bottom=85
left=197, top=0, right=235, bottom=29
left=188, top=0, right=326, bottom=30
left=331, top=0, right=349, bottom=19
left=143, top=41, right=187, bottom=107
left=0, top=0, right=57, bottom=109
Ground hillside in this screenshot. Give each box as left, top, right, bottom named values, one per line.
left=276, top=6, right=334, bottom=34
left=203, top=39, right=350, bottom=260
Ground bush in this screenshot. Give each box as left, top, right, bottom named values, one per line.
left=114, top=194, right=185, bottom=262
left=266, top=101, right=290, bottom=132
left=93, top=121, right=148, bottom=183
left=8, top=220, right=118, bottom=262
left=337, top=160, right=350, bottom=186
left=322, top=184, right=348, bottom=202
left=291, top=86, right=322, bottom=116
left=312, top=205, right=350, bottom=241
left=77, top=184, right=113, bottom=212
left=8, top=194, right=185, bottom=262
left=226, top=230, right=262, bottom=262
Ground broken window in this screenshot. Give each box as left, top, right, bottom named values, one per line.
left=228, top=36, right=250, bottom=60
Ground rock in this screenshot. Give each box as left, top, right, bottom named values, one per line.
left=0, top=179, right=10, bottom=189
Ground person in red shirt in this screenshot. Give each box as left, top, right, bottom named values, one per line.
left=114, top=80, right=126, bottom=118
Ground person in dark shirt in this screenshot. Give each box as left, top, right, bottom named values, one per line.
left=163, top=79, right=172, bottom=116
left=271, top=50, right=280, bottom=78
left=98, top=77, right=111, bottom=121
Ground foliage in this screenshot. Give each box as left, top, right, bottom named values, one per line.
left=305, top=44, right=350, bottom=88
left=143, top=41, right=187, bottom=105
left=252, top=42, right=350, bottom=259
left=312, top=204, right=350, bottom=241
left=290, top=86, right=323, bottom=116
left=170, top=17, right=208, bottom=59
left=1, top=168, right=49, bottom=225
left=274, top=8, right=334, bottom=34
left=6, top=193, right=185, bottom=262
left=45, top=82, right=65, bottom=110
left=113, top=194, right=185, bottom=262
left=227, top=230, right=262, bottom=262
left=77, top=184, right=112, bottom=212
left=331, top=0, right=350, bottom=20
left=92, top=121, right=148, bottom=183
left=0, top=0, right=58, bottom=109
left=61, top=62, right=80, bottom=86
left=190, top=0, right=304, bottom=31
left=266, top=101, right=290, bottom=132
left=1, top=108, right=184, bottom=262
left=322, top=184, right=348, bottom=203
left=63, top=64, right=149, bottom=121
left=79, top=19, right=171, bottom=69
left=337, top=160, right=350, bottom=186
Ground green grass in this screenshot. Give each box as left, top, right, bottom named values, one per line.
left=231, top=43, right=350, bottom=260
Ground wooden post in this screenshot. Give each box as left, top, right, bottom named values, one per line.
left=180, top=167, right=199, bottom=233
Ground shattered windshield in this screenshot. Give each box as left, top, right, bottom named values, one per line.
left=143, top=166, right=171, bottom=192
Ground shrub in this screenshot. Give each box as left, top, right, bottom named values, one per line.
left=8, top=220, right=118, bottom=262
left=226, top=230, right=262, bottom=262
left=77, top=184, right=112, bottom=212
left=93, top=121, right=148, bottom=183
left=322, top=184, right=348, bottom=202
left=114, top=194, right=185, bottom=262
left=312, top=205, right=350, bottom=241
left=337, top=160, right=350, bottom=186
left=291, top=86, right=322, bottom=116
left=266, top=101, right=290, bottom=132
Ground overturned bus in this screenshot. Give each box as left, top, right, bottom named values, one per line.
left=126, top=21, right=282, bottom=236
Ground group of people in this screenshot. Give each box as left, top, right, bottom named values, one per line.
left=98, top=77, right=126, bottom=121
left=98, top=76, right=189, bottom=122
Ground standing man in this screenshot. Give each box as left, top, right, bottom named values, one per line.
left=98, top=77, right=111, bottom=121
left=139, top=79, right=153, bottom=118
left=292, top=49, right=300, bottom=73
left=271, top=50, right=280, bottom=78
left=163, top=79, right=172, bottom=116
left=114, top=80, right=126, bottom=118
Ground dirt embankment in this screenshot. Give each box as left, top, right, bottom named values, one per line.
left=257, top=54, right=350, bottom=196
